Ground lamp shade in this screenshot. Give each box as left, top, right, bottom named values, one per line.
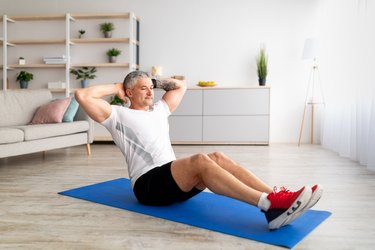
left=302, top=38, right=319, bottom=60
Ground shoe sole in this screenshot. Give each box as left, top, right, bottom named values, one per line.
left=268, top=187, right=312, bottom=230
left=289, top=185, right=324, bottom=221
left=306, top=185, right=323, bottom=210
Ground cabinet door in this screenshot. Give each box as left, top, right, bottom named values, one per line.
left=203, top=89, right=270, bottom=115
left=154, top=89, right=203, bottom=115
left=173, top=89, right=202, bottom=115
left=93, top=122, right=112, bottom=141
left=203, top=116, right=269, bottom=143
left=169, top=116, right=202, bottom=142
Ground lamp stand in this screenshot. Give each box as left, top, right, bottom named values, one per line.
left=298, top=60, right=325, bottom=146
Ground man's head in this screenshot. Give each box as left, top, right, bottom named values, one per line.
left=123, top=70, right=154, bottom=110
left=123, top=70, right=150, bottom=90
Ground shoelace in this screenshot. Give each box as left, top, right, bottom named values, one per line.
left=269, top=186, right=296, bottom=209
left=273, top=186, right=292, bottom=194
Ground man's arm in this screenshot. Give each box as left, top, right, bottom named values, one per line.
left=75, top=83, right=125, bottom=123
left=153, top=78, right=186, bottom=113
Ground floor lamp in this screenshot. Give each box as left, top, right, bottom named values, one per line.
left=298, top=38, right=325, bottom=146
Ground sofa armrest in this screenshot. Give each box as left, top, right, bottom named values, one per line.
left=74, top=106, right=94, bottom=143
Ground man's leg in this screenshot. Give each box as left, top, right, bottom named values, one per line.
left=207, top=151, right=273, bottom=193
left=171, top=153, right=313, bottom=230
left=171, top=153, right=263, bottom=206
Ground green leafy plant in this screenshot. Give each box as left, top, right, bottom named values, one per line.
left=106, top=48, right=122, bottom=57
left=110, top=95, right=124, bottom=105
left=16, top=70, right=33, bottom=82
left=78, top=29, right=86, bottom=38
left=256, top=48, right=268, bottom=84
left=70, top=67, right=97, bottom=80
left=100, top=22, right=114, bottom=32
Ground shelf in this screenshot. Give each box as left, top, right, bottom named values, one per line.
left=71, top=63, right=129, bottom=68
left=8, top=15, right=66, bottom=21
left=8, top=39, right=66, bottom=45
left=70, top=38, right=130, bottom=44
left=71, top=13, right=130, bottom=20
left=0, top=16, right=15, bottom=22
left=0, top=39, right=15, bottom=46
left=8, top=64, right=66, bottom=69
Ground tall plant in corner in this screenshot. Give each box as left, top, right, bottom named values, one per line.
left=256, top=47, right=268, bottom=86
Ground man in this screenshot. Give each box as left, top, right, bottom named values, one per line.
left=75, top=70, right=322, bottom=230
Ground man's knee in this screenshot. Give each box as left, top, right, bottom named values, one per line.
left=191, top=153, right=212, bottom=165
left=208, top=151, right=227, bottom=162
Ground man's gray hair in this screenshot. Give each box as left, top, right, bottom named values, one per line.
left=123, top=70, right=150, bottom=90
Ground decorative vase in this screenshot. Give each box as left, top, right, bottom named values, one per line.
left=109, top=56, right=117, bottom=63
left=81, top=79, right=89, bottom=88
left=20, top=81, right=29, bottom=89
left=258, top=78, right=266, bottom=86
left=104, top=31, right=112, bottom=38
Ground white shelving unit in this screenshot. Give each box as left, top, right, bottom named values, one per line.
left=1, top=13, right=140, bottom=96
left=1, top=15, right=15, bottom=90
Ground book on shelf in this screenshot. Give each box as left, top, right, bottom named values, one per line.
left=48, top=81, right=66, bottom=89
left=43, top=55, right=68, bottom=64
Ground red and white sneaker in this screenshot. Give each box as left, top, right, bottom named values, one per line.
left=287, top=184, right=324, bottom=223
left=262, top=186, right=312, bottom=230
left=306, top=184, right=323, bottom=209
left=298, top=184, right=323, bottom=211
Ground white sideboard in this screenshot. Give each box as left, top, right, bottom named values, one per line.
left=154, top=86, right=270, bottom=145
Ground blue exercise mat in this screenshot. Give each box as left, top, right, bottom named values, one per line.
left=59, top=178, right=331, bottom=249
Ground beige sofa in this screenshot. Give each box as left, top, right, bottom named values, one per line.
left=0, top=89, right=93, bottom=158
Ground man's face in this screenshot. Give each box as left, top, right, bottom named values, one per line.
left=127, top=77, right=154, bottom=110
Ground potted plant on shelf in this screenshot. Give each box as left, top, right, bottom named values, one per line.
left=16, top=70, right=33, bottom=89
left=256, top=47, right=268, bottom=86
left=18, top=57, right=26, bottom=65
left=78, top=29, right=86, bottom=39
left=110, top=95, right=124, bottom=105
left=100, top=22, right=114, bottom=38
left=106, top=48, right=121, bottom=63
left=70, top=67, right=97, bottom=88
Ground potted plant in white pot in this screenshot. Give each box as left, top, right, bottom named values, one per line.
left=100, top=22, right=114, bottom=38
left=106, top=48, right=121, bottom=63
left=70, top=67, right=97, bottom=88
left=256, top=47, right=268, bottom=86
left=18, top=57, right=26, bottom=65
left=16, top=70, right=33, bottom=89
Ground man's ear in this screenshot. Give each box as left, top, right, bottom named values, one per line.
left=125, top=88, right=132, bottom=97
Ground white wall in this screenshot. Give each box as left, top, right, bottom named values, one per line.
left=0, top=0, right=319, bottom=143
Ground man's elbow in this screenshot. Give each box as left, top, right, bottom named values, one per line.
left=74, top=89, right=86, bottom=105
left=179, top=80, right=187, bottom=92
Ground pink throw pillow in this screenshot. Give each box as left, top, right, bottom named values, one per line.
left=31, top=97, right=71, bottom=124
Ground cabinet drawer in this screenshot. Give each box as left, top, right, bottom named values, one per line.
left=203, top=89, right=269, bottom=115
left=169, top=116, right=202, bottom=142
left=203, top=116, right=269, bottom=143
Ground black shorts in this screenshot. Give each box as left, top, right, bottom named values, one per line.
left=133, top=161, right=202, bottom=206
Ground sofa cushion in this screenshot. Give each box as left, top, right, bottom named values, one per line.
left=31, top=97, right=71, bottom=124
left=16, top=121, right=89, bottom=141
left=0, top=89, right=52, bottom=127
left=63, top=97, right=79, bottom=122
left=0, top=128, right=24, bottom=144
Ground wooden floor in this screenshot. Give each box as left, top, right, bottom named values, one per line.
left=1, top=143, right=375, bottom=250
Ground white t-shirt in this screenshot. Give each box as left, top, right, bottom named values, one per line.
left=101, top=100, right=176, bottom=187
